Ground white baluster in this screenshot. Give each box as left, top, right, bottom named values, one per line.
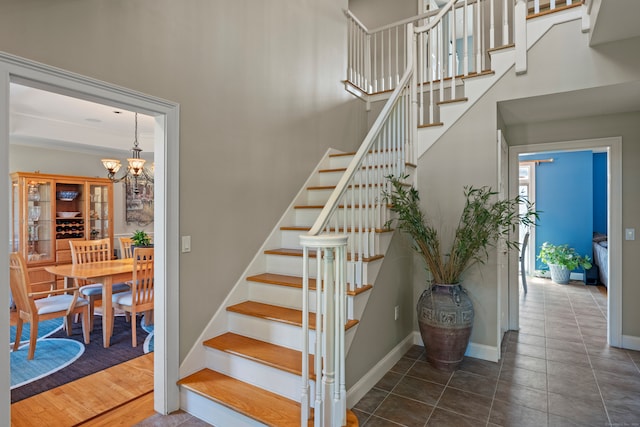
left=463, top=0, right=469, bottom=75
left=300, top=246, right=310, bottom=425
left=451, top=6, right=457, bottom=99
left=503, top=0, right=509, bottom=45
left=490, top=0, right=495, bottom=48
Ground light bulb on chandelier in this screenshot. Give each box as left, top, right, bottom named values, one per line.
left=101, top=112, right=154, bottom=193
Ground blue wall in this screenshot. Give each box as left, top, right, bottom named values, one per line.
left=521, top=151, right=594, bottom=271
left=593, top=153, right=608, bottom=234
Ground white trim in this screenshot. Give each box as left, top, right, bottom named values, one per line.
left=621, top=335, right=640, bottom=352
left=0, top=60, right=9, bottom=421
left=345, top=333, right=415, bottom=409
left=509, top=137, right=623, bottom=348
left=0, top=52, right=181, bottom=417
left=464, top=341, right=500, bottom=363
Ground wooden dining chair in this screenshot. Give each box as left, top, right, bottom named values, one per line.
left=112, top=247, right=154, bottom=347
left=119, top=236, right=133, bottom=259
left=10, top=252, right=90, bottom=360
left=69, top=238, right=130, bottom=330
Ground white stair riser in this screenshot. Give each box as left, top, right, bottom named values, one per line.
left=266, top=254, right=314, bottom=276
left=247, top=281, right=356, bottom=319
left=280, top=228, right=387, bottom=251
left=227, top=311, right=357, bottom=355
left=228, top=311, right=314, bottom=352
left=203, top=347, right=317, bottom=403
left=317, top=171, right=345, bottom=186
left=328, top=155, right=355, bottom=169
left=304, top=188, right=388, bottom=206
left=181, top=389, right=264, bottom=427
left=266, top=255, right=378, bottom=287
left=294, top=208, right=383, bottom=228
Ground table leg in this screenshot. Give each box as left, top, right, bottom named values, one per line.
left=102, top=276, right=113, bottom=348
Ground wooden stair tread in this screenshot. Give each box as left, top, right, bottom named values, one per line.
left=179, top=369, right=359, bottom=427
left=436, top=97, right=468, bottom=105
left=247, top=272, right=373, bottom=296
left=178, top=368, right=304, bottom=426
left=226, top=301, right=359, bottom=330
left=265, top=247, right=384, bottom=262
left=203, top=332, right=316, bottom=378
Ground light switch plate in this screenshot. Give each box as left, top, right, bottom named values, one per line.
left=625, top=228, right=635, bottom=241
left=181, top=235, right=192, bottom=252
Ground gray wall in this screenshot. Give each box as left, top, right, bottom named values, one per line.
left=349, top=0, right=418, bottom=29
left=0, top=0, right=369, bottom=360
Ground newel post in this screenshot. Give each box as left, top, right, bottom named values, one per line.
left=514, top=0, right=527, bottom=74
left=300, top=234, right=349, bottom=427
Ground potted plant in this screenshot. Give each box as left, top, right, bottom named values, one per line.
left=131, top=229, right=153, bottom=248
left=384, top=175, right=538, bottom=371
left=537, top=242, right=591, bottom=284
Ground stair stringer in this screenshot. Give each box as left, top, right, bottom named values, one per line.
left=179, top=147, right=344, bottom=379
left=416, top=5, right=583, bottom=159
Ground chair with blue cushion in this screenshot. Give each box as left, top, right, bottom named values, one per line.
left=69, top=238, right=130, bottom=331
left=112, top=247, right=154, bottom=347
left=10, top=252, right=90, bottom=359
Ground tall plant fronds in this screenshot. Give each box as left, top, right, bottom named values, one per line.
left=384, top=175, right=538, bottom=284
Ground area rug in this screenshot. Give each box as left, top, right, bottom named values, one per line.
left=9, top=317, right=64, bottom=344
left=10, top=314, right=152, bottom=403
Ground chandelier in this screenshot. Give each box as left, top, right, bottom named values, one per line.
left=101, top=112, right=154, bottom=193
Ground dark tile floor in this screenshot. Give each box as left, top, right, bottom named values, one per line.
left=352, top=277, right=640, bottom=426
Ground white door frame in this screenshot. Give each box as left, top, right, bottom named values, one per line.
left=508, top=137, right=622, bottom=347
left=496, top=129, right=509, bottom=358
left=0, top=52, right=181, bottom=418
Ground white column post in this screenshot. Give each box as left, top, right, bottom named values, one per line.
left=514, top=0, right=527, bottom=74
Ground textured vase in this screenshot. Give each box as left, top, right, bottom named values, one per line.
left=416, top=284, right=474, bottom=372
left=548, top=264, right=570, bottom=284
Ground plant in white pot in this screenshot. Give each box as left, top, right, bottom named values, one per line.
left=384, top=175, right=538, bottom=371
left=537, top=242, right=591, bottom=284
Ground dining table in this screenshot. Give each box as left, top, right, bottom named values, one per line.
left=45, top=258, right=134, bottom=348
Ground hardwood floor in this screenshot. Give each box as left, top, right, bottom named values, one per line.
left=11, top=353, right=155, bottom=426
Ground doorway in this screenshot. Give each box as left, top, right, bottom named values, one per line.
left=0, top=53, right=181, bottom=418
left=508, top=137, right=622, bottom=348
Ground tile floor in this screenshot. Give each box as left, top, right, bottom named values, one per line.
left=136, top=277, right=640, bottom=426
left=352, top=277, right=640, bottom=426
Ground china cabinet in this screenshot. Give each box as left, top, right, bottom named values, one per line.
left=10, top=172, right=114, bottom=291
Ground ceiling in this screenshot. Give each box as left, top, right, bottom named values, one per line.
left=10, top=82, right=155, bottom=156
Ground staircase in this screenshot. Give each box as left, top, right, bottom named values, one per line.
left=177, top=1, right=589, bottom=425
left=178, top=148, right=408, bottom=426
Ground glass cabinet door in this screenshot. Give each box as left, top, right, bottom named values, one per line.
left=19, top=178, right=55, bottom=263
left=88, top=183, right=111, bottom=240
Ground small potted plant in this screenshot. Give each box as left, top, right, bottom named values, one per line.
left=537, top=242, right=592, bottom=284
left=131, top=229, right=153, bottom=248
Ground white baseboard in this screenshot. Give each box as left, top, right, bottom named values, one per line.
left=622, top=335, right=640, bottom=351
left=464, top=341, right=500, bottom=363
left=346, top=333, right=415, bottom=408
